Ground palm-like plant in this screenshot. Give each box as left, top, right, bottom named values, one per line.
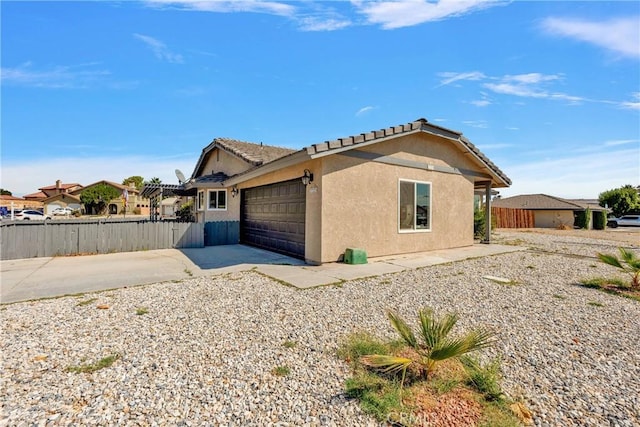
left=597, top=247, right=640, bottom=289
left=361, top=309, right=496, bottom=386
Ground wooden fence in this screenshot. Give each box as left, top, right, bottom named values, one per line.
left=0, top=219, right=204, bottom=261
left=491, top=207, right=535, bottom=228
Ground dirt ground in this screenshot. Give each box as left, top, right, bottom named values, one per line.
left=495, top=227, right=640, bottom=246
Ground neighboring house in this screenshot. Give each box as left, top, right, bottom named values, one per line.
left=22, top=191, right=47, bottom=204
left=69, top=180, right=146, bottom=215
left=33, top=180, right=84, bottom=214
left=43, top=193, right=83, bottom=214
left=39, top=180, right=84, bottom=198
left=160, top=197, right=184, bottom=218
left=492, top=194, right=607, bottom=229
left=0, top=194, right=40, bottom=211
left=180, top=118, right=510, bottom=264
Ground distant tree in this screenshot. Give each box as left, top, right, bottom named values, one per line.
left=122, top=176, right=144, bottom=190
left=80, top=184, right=121, bottom=215
left=0, top=189, right=12, bottom=196
left=146, top=177, right=162, bottom=185
left=599, top=185, right=640, bottom=218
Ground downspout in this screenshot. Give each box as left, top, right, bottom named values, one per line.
left=483, top=182, right=492, bottom=243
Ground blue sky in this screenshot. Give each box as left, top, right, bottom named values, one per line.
left=2, top=0, right=639, bottom=199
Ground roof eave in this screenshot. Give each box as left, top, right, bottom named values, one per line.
left=224, top=150, right=309, bottom=187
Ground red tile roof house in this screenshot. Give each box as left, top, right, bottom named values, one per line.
left=36, top=180, right=84, bottom=214
left=492, top=194, right=608, bottom=229
left=175, top=118, right=511, bottom=265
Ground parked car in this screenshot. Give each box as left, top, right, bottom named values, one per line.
left=607, top=215, right=640, bottom=228
left=14, top=210, right=52, bottom=220
left=52, top=207, right=74, bottom=216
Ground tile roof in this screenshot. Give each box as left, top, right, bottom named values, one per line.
left=305, top=118, right=511, bottom=186
left=69, top=180, right=139, bottom=195
left=23, top=191, right=47, bottom=199
left=193, top=172, right=229, bottom=185
left=43, top=193, right=81, bottom=203
left=39, top=183, right=82, bottom=191
left=492, top=194, right=606, bottom=210
left=213, top=138, right=296, bottom=166
left=191, top=138, right=297, bottom=181
left=0, top=195, right=26, bottom=201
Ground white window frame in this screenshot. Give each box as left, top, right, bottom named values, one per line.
left=197, top=190, right=205, bottom=211
left=398, top=179, right=432, bottom=233
left=207, top=189, right=227, bottom=211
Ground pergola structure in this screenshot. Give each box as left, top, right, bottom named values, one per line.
left=140, top=184, right=196, bottom=221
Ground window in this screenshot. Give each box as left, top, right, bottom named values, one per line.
left=399, top=180, right=431, bottom=232
left=207, top=189, right=227, bottom=210
left=197, top=191, right=204, bottom=211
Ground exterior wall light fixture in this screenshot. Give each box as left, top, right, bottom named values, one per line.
left=301, top=169, right=314, bottom=186
left=231, top=186, right=239, bottom=197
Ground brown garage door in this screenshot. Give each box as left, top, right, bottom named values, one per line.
left=240, top=179, right=306, bottom=259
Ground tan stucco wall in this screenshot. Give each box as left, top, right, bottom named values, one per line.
left=195, top=189, right=240, bottom=222
left=194, top=148, right=253, bottom=223
left=533, top=210, right=575, bottom=228
left=201, top=148, right=252, bottom=177
left=318, top=143, right=476, bottom=263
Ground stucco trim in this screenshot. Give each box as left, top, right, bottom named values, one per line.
left=223, top=150, right=310, bottom=187
left=338, top=150, right=493, bottom=180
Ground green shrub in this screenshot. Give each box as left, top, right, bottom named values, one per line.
left=461, top=356, right=504, bottom=401
left=474, top=208, right=486, bottom=239
left=574, top=210, right=588, bottom=229
left=593, top=210, right=605, bottom=230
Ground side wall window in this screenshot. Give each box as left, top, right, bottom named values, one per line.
left=197, top=191, right=204, bottom=211
left=399, top=180, right=431, bottom=232
left=207, top=189, right=227, bottom=210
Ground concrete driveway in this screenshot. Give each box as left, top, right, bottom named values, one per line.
left=0, top=244, right=524, bottom=304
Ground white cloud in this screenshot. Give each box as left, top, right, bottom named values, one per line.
left=144, top=0, right=353, bottom=31
left=470, top=99, right=491, bottom=107
left=541, top=16, right=640, bottom=58
left=297, top=16, right=351, bottom=31
left=353, top=0, right=504, bottom=29
left=144, top=0, right=295, bottom=16
left=437, top=71, right=486, bottom=86
left=503, top=73, right=561, bottom=84
left=356, top=105, right=375, bottom=116
left=463, top=120, right=488, bottom=128
left=133, top=33, right=184, bottom=63
left=1, top=62, right=110, bottom=89
left=604, top=139, right=639, bottom=147
left=619, top=92, right=640, bottom=110
left=1, top=155, right=197, bottom=198
left=499, top=148, right=640, bottom=199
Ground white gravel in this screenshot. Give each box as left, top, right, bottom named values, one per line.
left=1, top=230, right=639, bottom=426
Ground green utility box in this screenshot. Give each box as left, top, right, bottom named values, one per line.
left=344, top=248, right=367, bottom=264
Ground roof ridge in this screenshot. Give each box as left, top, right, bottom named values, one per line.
left=541, top=193, right=584, bottom=209
left=215, top=137, right=295, bottom=152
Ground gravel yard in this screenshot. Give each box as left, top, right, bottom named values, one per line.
left=1, top=230, right=639, bottom=426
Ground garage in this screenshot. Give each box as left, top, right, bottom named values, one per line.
left=240, top=179, right=306, bottom=258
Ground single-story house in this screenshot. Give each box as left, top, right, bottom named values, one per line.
left=492, top=194, right=607, bottom=229
left=177, top=118, right=510, bottom=264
